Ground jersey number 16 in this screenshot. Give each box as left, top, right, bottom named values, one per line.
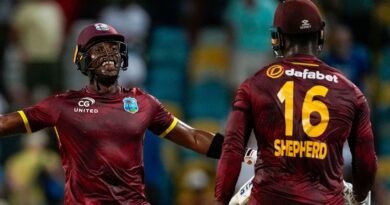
left=277, top=81, right=329, bottom=138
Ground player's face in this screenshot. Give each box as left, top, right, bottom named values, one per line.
left=87, top=41, right=122, bottom=77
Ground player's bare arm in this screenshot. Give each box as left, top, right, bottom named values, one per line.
left=165, top=119, right=223, bottom=158
left=0, top=112, right=28, bottom=136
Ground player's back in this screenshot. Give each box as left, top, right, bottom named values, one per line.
left=246, top=54, right=363, bottom=204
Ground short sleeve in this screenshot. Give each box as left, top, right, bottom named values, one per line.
left=20, top=95, right=61, bottom=132
left=147, top=95, right=176, bottom=137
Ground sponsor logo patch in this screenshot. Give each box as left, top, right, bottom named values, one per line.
left=74, top=97, right=99, bottom=113
left=266, top=65, right=339, bottom=83
left=78, top=97, right=95, bottom=107
left=285, top=68, right=338, bottom=83
left=266, top=65, right=284, bottom=79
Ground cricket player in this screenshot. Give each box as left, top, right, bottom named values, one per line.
left=0, top=23, right=224, bottom=204
left=214, top=0, right=377, bottom=204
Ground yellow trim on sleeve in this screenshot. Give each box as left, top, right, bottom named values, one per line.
left=54, top=127, right=62, bottom=146
left=160, top=117, right=178, bottom=138
left=291, top=62, right=319, bottom=67
left=17, top=111, right=32, bottom=134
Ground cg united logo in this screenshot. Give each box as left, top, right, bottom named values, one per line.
left=78, top=97, right=95, bottom=107
left=123, top=97, right=139, bottom=114
left=74, top=97, right=99, bottom=113
left=266, top=65, right=284, bottom=79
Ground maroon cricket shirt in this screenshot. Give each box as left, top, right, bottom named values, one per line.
left=20, top=87, right=176, bottom=205
left=215, top=54, right=377, bottom=204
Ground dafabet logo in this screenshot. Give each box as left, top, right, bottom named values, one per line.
left=266, top=65, right=339, bottom=83
left=266, top=65, right=284, bottom=79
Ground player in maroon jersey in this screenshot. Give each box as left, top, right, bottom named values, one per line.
left=214, top=0, right=377, bottom=204
left=0, top=23, right=224, bottom=205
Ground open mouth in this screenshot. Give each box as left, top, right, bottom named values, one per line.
left=102, top=60, right=115, bottom=66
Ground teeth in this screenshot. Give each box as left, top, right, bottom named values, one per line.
left=102, top=61, right=114, bottom=66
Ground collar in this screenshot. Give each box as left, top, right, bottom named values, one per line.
left=281, top=54, right=323, bottom=67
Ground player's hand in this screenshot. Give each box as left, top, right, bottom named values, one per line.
left=343, top=180, right=371, bottom=205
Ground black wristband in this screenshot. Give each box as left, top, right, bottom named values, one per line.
left=206, top=133, right=224, bottom=159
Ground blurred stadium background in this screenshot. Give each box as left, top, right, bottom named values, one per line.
left=0, top=0, right=389, bottom=204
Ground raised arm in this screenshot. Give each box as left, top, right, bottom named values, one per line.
left=165, top=119, right=224, bottom=159
left=0, top=112, right=29, bottom=136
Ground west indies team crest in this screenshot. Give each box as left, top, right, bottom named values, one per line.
left=123, top=97, right=139, bottom=114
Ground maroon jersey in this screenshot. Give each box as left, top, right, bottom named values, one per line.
left=18, top=87, right=177, bottom=205
left=215, top=54, right=377, bottom=204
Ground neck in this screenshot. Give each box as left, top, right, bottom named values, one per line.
left=86, top=71, right=120, bottom=95
left=283, top=44, right=319, bottom=58
left=87, top=80, right=119, bottom=95
left=282, top=35, right=321, bottom=58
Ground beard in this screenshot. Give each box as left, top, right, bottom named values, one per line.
left=88, top=52, right=122, bottom=87
left=94, top=73, right=119, bottom=87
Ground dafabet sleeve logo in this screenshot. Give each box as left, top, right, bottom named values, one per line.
left=266, top=65, right=284, bottom=79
